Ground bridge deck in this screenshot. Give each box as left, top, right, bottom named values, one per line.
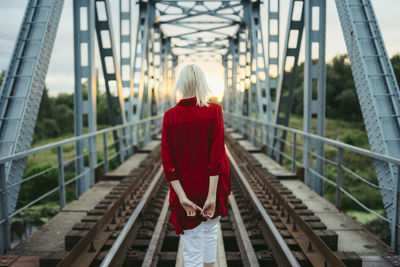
left=8, top=180, right=120, bottom=258
left=5, top=127, right=393, bottom=266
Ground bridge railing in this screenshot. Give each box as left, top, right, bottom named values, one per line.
left=224, top=111, right=399, bottom=250
left=0, top=114, right=163, bottom=250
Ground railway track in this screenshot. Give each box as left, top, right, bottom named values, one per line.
left=52, top=132, right=361, bottom=267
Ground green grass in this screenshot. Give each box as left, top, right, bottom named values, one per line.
left=27, top=124, right=116, bottom=170
left=347, top=209, right=386, bottom=225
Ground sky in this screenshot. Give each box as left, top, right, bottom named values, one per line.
left=0, top=0, right=399, bottom=100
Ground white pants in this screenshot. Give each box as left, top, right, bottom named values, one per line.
left=180, top=215, right=221, bottom=266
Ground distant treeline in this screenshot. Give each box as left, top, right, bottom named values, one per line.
left=0, top=53, right=399, bottom=142
left=31, top=84, right=111, bottom=142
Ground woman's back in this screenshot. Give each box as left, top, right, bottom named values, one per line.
left=166, top=98, right=221, bottom=195
left=162, top=96, right=231, bottom=234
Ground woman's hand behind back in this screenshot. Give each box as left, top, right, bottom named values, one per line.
left=180, top=197, right=203, bottom=217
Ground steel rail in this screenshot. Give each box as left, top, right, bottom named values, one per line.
left=56, top=151, right=161, bottom=267
left=226, top=134, right=346, bottom=266
left=100, top=166, right=164, bottom=267
left=225, top=146, right=301, bottom=267
left=141, top=189, right=170, bottom=267
left=228, top=192, right=260, bottom=266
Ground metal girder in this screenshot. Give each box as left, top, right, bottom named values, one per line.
left=303, top=0, right=326, bottom=196
left=0, top=0, right=65, bottom=253
left=132, top=1, right=155, bottom=147
left=158, top=37, right=171, bottom=115
left=266, top=0, right=280, bottom=125
left=226, top=38, right=236, bottom=111
left=224, top=35, right=242, bottom=133
left=73, top=0, right=97, bottom=197
left=272, top=0, right=304, bottom=159
left=154, top=0, right=244, bottom=60
left=156, top=2, right=243, bottom=24
left=244, top=1, right=268, bottom=146
left=168, top=24, right=236, bottom=38
left=132, top=2, right=149, bottom=147
left=120, top=0, right=134, bottom=157
left=222, top=54, right=229, bottom=111
left=94, top=0, right=127, bottom=164
left=237, top=29, right=247, bottom=128
left=335, top=0, right=400, bottom=251
left=151, top=26, right=161, bottom=119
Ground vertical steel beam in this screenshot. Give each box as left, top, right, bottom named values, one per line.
left=57, top=146, right=66, bottom=208
left=246, top=1, right=268, bottom=147
left=303, top=0, right=326, bottom=195
left=233, top=35, right=244, bottom=134
left=94, top=0, right=127, bottom=164
left=266, top=0, right=280, bottom=154
left=159, top=37, right=170, bottom=114
left=0, top=163, right=10, bottom=254
left=120, top=0, right=134, bottom=157
left=273, top=0, right=304, bottom=160
left=132, top=1, right=152, bottom=148
left=149, top=26, right=161, bottom=137
left=73, top=0, right=96, bottom=197
left=222, top=53, right=230, bottom=113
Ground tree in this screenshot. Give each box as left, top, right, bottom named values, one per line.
left=391, top=53, right=400, bottom=87
left=0, top=70, right=5, bottom=86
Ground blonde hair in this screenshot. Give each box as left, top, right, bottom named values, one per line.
left=175, top=64, right=211, bottom=107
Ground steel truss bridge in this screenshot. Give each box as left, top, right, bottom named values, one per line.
left=1, top=0, right=400, bottom=255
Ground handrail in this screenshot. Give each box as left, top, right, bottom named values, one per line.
left=224, top=111, right=398, bottom=249
left=0, top=114, right=164, bottom=233
left=224, top=112, right=400, bottom=165
left=0, top=114, right=164, bottom=164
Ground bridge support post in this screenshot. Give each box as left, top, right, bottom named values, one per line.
left=336, top=147, right=343, bottom=210
left=303, top=0, right=326, bottom=196
left=291, top=133, right=297, bottom=173
left=57, top=146, right=66, bottom=208
left=391, top=166, right=400, bottom=251
left=266, top=0, right=281, bottom=158
left=0, top=163, right=11, bottom=254
left=120, top=0, right=134, bottom=158
left=103, top=132, right=109, bottom=173
left=73, top=0, right=97, bottom=196
left=273, top=0, right=304, bottom=160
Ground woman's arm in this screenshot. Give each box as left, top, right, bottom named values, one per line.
left=207, top=175, right=219, bottom=201
left=170, top=180, right=188, bottom=201
left=201, top=175, right=219, bottom=218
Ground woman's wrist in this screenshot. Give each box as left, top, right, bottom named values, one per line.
left=170, top=180, right=188, bottom=202
left=179, top=195, right=188, bottom=203
left=206, top=192, right=216, bottom=201
left=207, top=175, right=218, bottom=201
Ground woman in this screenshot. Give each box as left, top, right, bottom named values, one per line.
left=161, top=64, right=231, bottom=267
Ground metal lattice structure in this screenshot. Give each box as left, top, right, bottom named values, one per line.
left=335, top=0, right=400, bottom=250
left=0, top=0, right=65, bottom=249
left=1, top=0, right=400, bottom=253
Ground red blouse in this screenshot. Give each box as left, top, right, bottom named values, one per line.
left=161, top=96, right=231, bottom=235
